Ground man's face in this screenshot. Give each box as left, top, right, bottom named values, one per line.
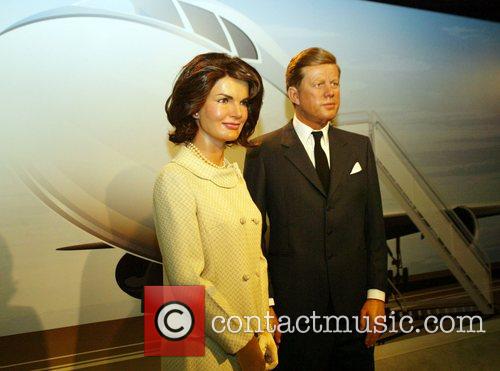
left=288, top=64, right=340, bottom=129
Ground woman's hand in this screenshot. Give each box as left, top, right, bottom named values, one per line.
left=258, top=332, right=279, bottom=370
left=236, top=336, right=266, bottom=371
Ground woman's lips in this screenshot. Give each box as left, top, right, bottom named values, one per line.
left=323, top=103, right=336, bottom=109
left=222, top=123, right=241, bottom=130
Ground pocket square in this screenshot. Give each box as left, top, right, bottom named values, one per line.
left=350, top=162, right=362, bottom=175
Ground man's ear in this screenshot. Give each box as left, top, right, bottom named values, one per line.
left=287, top=86, right=300, bottom=106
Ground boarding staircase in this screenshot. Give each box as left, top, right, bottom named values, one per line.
left=336, top=112, right=494, bottom=315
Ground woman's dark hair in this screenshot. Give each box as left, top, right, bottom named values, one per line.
left=166, top=53, right=263, bottom=147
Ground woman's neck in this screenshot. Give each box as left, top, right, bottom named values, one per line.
left=191, top=136, right=225, bottom=166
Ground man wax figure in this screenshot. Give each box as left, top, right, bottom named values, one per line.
left=244, top=47, right=387, bottom=370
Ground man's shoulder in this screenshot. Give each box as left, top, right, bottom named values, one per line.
left=332, top=126, right=370, bottom=147
left=252, top=125, right=286, bottom=145
left=247, top=124, right=288, bottom=155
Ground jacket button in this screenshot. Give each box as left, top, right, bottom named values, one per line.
left=240, top=217, right=246, bottom=225
left=255, top=271, right=260, bottom=277
left=242, top=274, right=250, bottom=281
left=251, top=218, right=260, bottom=225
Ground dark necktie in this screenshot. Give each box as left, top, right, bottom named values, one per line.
left=312, top=131, right=330, bottom=192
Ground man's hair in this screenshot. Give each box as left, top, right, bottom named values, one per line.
left=166, top=53, right=263, bottom=147
left=286, top=47, right=340, bottom=90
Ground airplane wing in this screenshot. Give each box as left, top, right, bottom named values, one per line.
left=466, top=204, right=500, bottom=218
left=57, top=204, right=500, bottom=251
left=56, top=242, right=113, bottom=251
left=384, top=203, right=500, bottom=240
left=383, top=212, right=419, bottom=240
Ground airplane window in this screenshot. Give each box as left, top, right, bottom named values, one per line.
left=179, top=2, right=230, bottom=50
left=132, top=0, right=183, bottom=28
left=221, top=18, right=258, bottom=60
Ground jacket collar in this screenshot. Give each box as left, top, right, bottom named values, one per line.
left=281, top=120, right=352, bottom=199
left=172, top=145, right=241, bottom=188
left=281, top=120, right=326, bottom=196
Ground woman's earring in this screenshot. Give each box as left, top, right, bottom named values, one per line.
left=193, top=112, right=199, bottom=119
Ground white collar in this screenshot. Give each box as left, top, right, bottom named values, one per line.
left=292, top=114, right=330, bottom=143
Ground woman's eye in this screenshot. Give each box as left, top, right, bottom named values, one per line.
left=241, top=100, right=249, bottom=106
left=217, top=98, right=228, bottom=103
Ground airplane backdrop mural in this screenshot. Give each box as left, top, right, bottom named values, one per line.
left=0, top=0, right=499, bottom=336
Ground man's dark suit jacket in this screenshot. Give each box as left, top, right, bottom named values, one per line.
left=244, top=121, right=387, bottom=318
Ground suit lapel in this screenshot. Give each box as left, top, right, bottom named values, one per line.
left=281, top=121, right=326, bottom=197
left=328, top=126, right=353, bottom=201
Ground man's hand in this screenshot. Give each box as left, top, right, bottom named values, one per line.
left=237, top=336, right=265, bottom=371
left=267, top=307, right=281, bottom=346
left=359, top=299, right=385, bottom=348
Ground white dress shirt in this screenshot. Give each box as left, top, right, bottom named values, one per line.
left=291, top=115, right=386, bottom=303
left=292, top=115, right=331, bottom=167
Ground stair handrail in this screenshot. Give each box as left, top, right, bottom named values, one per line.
left=369, top=112, right=490, bottom=271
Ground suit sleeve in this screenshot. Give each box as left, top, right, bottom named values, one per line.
left=243, top=145, right=274, bottom=299
left=364, top=138, right=388, bottom=294
left=153, top=168, right=253, bottom=354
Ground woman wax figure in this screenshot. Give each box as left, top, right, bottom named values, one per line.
left=153, top=53, right=278, bottom=370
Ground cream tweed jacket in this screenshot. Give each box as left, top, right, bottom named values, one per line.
left=153, top=145, right=270, bottom=370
